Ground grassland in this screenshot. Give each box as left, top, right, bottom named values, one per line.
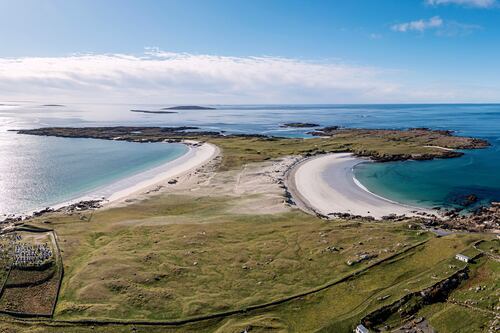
left=0, top=130, right=496, bottom=332
left=39, top=203, right=431, bottom=321
left=415, top=253, right=499, bottom=333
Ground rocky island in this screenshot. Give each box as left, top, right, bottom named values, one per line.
left=281, top=122, right=320, bottom=128
left=162, top=105, right=216, bottom=110
left=130, top=109, right=178, bottom=114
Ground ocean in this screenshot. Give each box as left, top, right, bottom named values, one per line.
left=1, top=102, right=499, bottom=215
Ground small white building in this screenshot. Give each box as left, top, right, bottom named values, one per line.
left=355, top=324, right=370, bottom=333
left=455, top=253, right=471, bottom=263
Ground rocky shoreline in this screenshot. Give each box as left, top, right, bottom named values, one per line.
left=1, top=200, right=102, bottom=225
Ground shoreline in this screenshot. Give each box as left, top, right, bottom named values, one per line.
left=63, top=141, right=219, bottom=209
left=2, top=141, right=219, bottom=220
left=286, top=153, right=438, bottom=220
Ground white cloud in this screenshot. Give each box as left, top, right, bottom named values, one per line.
left=425, top=0, right=496, bottom=8
left=0, top=51, right=401, bottom=104
left=392, top=16, right=443, bottom=32
left=392, top=17, right=481, bottom=36
left=0, top=50, right=498, bottom=104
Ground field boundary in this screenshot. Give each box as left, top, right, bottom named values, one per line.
left=0, top=228, right=63, bottom=318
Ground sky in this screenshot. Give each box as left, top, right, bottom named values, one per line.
left=0, top=0, right=499, bottom=104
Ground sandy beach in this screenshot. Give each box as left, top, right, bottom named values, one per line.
left=287, top=153, right=436, bottom=219
left=107, top=141, right=219, bottom=204
left=54, top=141, right=219, bottom=210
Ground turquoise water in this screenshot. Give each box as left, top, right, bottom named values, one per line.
left=1, top=102, right=499, bottom=214
left=0, top=111, right=188, bottom=216
left=354, top=146, right=500, bottom=209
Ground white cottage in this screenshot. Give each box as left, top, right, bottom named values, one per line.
left=455, top=253, right=471, bottom=263
left=355, top=324, right=369, bottom=333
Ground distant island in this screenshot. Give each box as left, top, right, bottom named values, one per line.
left=281, top=122, right=320, bottom=128
left=41, top=104, right=65, bottom=107
left=130, top=110, right=178, bottom=114
left=162, top=105, right=216, bottom=110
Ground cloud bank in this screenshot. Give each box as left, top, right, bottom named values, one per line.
left=0, top=50, right=497, bottom=104
left=0, top=51, right=399, bottom=104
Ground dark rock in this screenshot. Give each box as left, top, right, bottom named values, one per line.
left=162, top=105, right=216, bottom=110
left=130, top=110, right=178, bottom=114
left=280, top=123, right=320, bottom=128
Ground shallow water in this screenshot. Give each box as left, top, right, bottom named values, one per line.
left=0, top=108, right=187, bottom=215
left=1, top=102, right=499, bottom=214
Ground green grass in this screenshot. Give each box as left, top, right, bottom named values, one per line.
left=207, top=131, right=474, bottom=170
left=419, top=303, right=492, bottom=333
left=51, top=200, right=432, bottom=321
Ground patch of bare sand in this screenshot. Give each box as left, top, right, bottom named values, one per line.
left=111, top=154, right=301, bottom=226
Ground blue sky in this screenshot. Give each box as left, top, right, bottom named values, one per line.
left=0, top=0, right=499, bottom=103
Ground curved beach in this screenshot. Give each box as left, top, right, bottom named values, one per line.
left=288, top=153, right=436, bottom=219
left=57, top=141, right=219, bottom=208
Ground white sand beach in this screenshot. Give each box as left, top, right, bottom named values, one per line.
left=55, top=141, right=219, bottom=209
left=106, top=141, right=219, bottom=204
left=288, top=153, right=436, bottom=219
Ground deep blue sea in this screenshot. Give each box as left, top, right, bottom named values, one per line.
left=1, top=102, right=499, bottom=215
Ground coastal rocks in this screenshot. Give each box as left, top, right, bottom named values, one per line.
left=32, top=207, right=54, bottom=217
left=327, top=212, right=377, bottom=221
left=432, top=201, right=500, bottom=232
left=308, top=126, right=340, bottom=135
left=1, top=200, right=103, bottom=226
left=61, top=200, right=102, bottom=213
left=452, top=193, right=479, bottom=207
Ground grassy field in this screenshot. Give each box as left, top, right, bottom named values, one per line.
left=0, top=233, right=486, bottom=333
left=50, top=202, right=431, bottom=320
left=415, top=255, right=499, bottom=333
